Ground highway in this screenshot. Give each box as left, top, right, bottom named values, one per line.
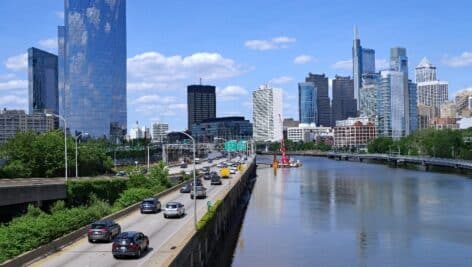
left=31, top=157, right=248, bottom=267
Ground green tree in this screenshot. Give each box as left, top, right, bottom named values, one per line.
left=368, top=137, right=393, bottom=153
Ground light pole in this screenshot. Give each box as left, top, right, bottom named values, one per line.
left=74, top=132, right=88, bottom=178
left=47, top=114, right=68, bottom=182
left=180, top=131, right=197, bottom=230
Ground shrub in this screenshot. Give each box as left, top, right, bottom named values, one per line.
left=66, top=179, right=128, bottom=207
left=113, top=188, right=154, bottom=210
left=197, top=200, right=222, bottom=231
left=49, top=200, right=66, bottom=214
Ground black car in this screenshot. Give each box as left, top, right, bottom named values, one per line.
left=180, top=183, right=191, bottom=193
left=140, top=198, right=161, bottom=214
left=88, top=220, right=121, bottom=243
left=202, top=166, right=210, bottom=174
left=211, top=175, right=222, bottom=185
left=112, top=231, right=149, bottom=259
left=191, top=178, right=203, bottom=187
left=203, top=173, right=211, bottom=180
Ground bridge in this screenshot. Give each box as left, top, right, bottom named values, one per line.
left=326, top=152, right=472, bottom=170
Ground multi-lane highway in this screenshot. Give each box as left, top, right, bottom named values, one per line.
left=31, top=157, right=249, bottom=267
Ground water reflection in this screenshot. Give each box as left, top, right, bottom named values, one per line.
left=232, top=156, right=472, bottom=267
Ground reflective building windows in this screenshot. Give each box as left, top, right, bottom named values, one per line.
left=298, top=82, right=317, bottom=124
left=28, top=47, right=58, bottom=115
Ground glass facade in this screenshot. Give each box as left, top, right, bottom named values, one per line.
left=187, top=85, right=216, bottom=130
left=28, top=47, right=58, bottom=115
left=60, top=0, right=127, bottom=138
left=360, top=73, right=380, bottom=117
left=408, top=81, right=418, bottom=133
left=191, top=117, right=253, bottom=142
left=331, top=76, right=356, bottom=125
left=362, top=48, right=376, bottom=74
left=298, top=82, right=317, bottom=124
left=305, top=73, right=330, bottom=127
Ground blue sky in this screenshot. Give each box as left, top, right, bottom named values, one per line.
left=1, top=0, right=472, bottom=131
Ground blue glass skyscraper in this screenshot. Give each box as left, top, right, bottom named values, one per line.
left=298, top=82, right=317, bottom=124
left=59, top=0, right=127, bottom=138
left=353, top=26, right=376, bottom=110
left=28, top=47, right=58, bottom=115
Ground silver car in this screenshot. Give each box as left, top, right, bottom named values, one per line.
left=163, top=202, right=185, bottom=218
left=190, top=186, right=207, bottom=199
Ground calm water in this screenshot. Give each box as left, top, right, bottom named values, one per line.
left=231, top=156, right=472, bottom=267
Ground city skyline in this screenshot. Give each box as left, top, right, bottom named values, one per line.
left=1, top=0, right=472, bottom=131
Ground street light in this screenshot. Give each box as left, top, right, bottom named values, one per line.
left=74, top=132, right=88, bottom=178
left=47, top=113, right=68, bottom=182
left=179, top=131, right=197, bottom=230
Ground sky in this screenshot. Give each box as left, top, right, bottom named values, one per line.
left=1, top=0, right=472, bottom=132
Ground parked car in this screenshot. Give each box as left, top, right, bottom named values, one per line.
left=116, top=171, right=126, bottom=177
left=211, top=175, right=222, bottom=185
left=191, top=186, right=207, bottom=199
left=88, top=220, right=121, bottom=243
left=140, top=198, right=161, bottom=214
left=163, top=202, right=185, bottom=218
left=180, top=183, right=192, bottom=193
left=112, top=231, right=149, bottom=259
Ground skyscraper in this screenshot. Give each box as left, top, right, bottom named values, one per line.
left=187, top=84, right=216, bottom=130
left=352, top=26, right=376, bottom=110
left=305, top=73, right=331, bottom=127
left=28, top=47, right=58, bottom=115
left=331, top=75, right=357, bottom=125
left=252, top=85, right=283, bottom=142
left=415, top=58, right=448, bottom=117
left=298, top=82, right=317, bottom=124
left=359, top=73, right=380, bottom=117
left=151, top=122, right=169, bottom=142
left=59, top=0, right=127, bottom=138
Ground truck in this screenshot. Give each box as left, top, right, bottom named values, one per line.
left=220, top=167, right=230, bottom=178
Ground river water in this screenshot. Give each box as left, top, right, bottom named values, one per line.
left=231, top=156, right=472, bottom=267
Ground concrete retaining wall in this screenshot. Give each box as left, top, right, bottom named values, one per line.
left=0, top=184, right=66, bottom=206
left=169, top=159, right=256, bottom=267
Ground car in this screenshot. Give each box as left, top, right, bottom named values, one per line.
left=202, top=166, right=211, bottom=174
left=211, top=175, right=222, bottom=185
left=112, top=231, right=149, bottom=259
left=140, top=198, right=161, bottom=214
left=190, top=178, right=203, bottom=187
left=191, top=186, right=207, bottom=199
left=88, top=220, right=121, bottom=243
left=180, top=183, right=192, bottom=193
left=180, top=163, right=188, bottom=168
left=203, top=173, right=211, bottom=180
left=163, top=202, right=185, bottom=218
left=207, top=159, right=213, bottom=163
left=116, top=171, right=126, bottom=177
left=230, top=167, right=237, bottom=174
left=216, top=162, right=224, bottom=168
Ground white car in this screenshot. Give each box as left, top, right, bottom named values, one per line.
left=230, top=167, right=237, bottom=174
left=163, top=202, right=185, bottom=218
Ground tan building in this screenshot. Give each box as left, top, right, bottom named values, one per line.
left=334, top=117, right=376, bottom=150
left=455, top=88, right=472, bottom=116
left=0, top=109, right=56, bottom=144
left=429, top=117, right=458, bottom=129
left=418, top=104, right=434, bottom=129
left=440, top=101, right=457, bottom=118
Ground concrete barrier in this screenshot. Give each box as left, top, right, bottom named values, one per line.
left=0, top=181, right=186, bottom=267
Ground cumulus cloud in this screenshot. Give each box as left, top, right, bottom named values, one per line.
left=293, top=55, right=313, bottom=64
left=331, top=59, right=352, bottom=70
left=269, top=76, right=293, bottom=85
left=38, top=38, right=58, bottom=50
left=0, top=79, right=28, bottom=91
left=5, top=53, right=27, bottom=71
left=132, top=94, right=186, bottom=117
left=216, top=85, right=248, bottom=101
left=0, top=95, right=27, bottom=109
left=442, top=52, right=472, bottom=67
left=376, top=58, right=389, bottom=70
left=244, top=36, right=296, bottom=51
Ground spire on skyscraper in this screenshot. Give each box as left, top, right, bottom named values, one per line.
left=354, top=25, right=359, bottom=40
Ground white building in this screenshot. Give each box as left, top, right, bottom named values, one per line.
left=129, top=121, right=150, bottom=140
left=287, top=123, right=332, bottom=142
left=252, top=85, right=283, bottom=142
left=415, top=58, right=448, bottom=117
left=151, top=122, right=169, bottom=142
left=458, top=117, right=472, bottom=129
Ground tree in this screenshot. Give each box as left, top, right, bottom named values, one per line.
left=368, top=137, right=393, bottom=154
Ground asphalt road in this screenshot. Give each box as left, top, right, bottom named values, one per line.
left=31, top=158, right=245, bottom=267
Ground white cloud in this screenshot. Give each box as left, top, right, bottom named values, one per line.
left=55, top=11, right=64, bottom=19
left=244, top=36, right=296, bottom=51
left=270, top=76, right=293, bottom=85
left=216, top=85, right=248, bottom=101
left=223, top=111, right=243, bottom=117
left=127, top=52, right=242, bottom=91
left=0, top=95, right=27, bottom=109
left=38, top=38, right=58, bottom=50
left=442, top=52, right=472, bottom=67
left=5, top=53, right=27, bottom=71
left=293, top=55, right=313, bottom=64
left=376, top=58, right=389, bottom=70
left=0, top=79, right=27, bottom=91
left=132, top=94, right=186, bottom=117
left=331, top=59, right=352, bottom=70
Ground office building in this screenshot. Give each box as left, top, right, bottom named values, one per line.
left=298, top=82, right=317, bottom=124
left=283, top=118, right=300, bottom=139
left=440, top=101, right=457, bottom=118
left=59, top=0, right=127, bottom=138
left=352, top=26, right=376, bottom=109
left=455, top=88, right=472, bottom=116
left=187, top=84, right=216, bottom=130
left=191, top=116, right=253, bottom=142
left=151, top=122, right=169, bottom=143
left=305, top=73, right=331, bottom=127
left=0, top=109, right=56, bottom=144
left=129, top=121, right=150, bottom=140
left=334, top=116, right=376, bottom=149
left=359, top=73, right=380, bottom=117
left=418, top=104, right=434, bottom=129
left=415, top=58, right=448, bottom=117
left=28, top=47, right=58, bottom=115
left=331, top=75, right=356, bottom=125
left=286, top=123, right=332, bottom=142
left=252, top=85, right=283, bottom=142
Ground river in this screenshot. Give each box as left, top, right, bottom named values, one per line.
left=230, top=156, right=472, bottom=267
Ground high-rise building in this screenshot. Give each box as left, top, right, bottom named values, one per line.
left=28, top=47, right=58, bottom=115
left=298, top=82, right=317, bottom=124
left=331, top=75, right=357, bottom=125
left=455, top=88, right=472, bottom=116
left=390, top=47, right=409, bottom=74
left=359, top=73, right=380, bottom=117
left=187, top=84, right=216, bottom=130
left=59, top=0, right=127, bottom=138
left=415, top=58, right=448, bottom=117
left=352, top=26, right=376, bottom=109
left=151, top=122, right=169, bottom=143
left=440, top=101, right=457, bottom=118
left=252, top=85, right=283, bottom=142
left=0, top=109, right=56, bottom=144
left=129, top=121, right=150, bottom=140
left=418, top=104, right=434, bottom=129
left=408, top=81, right=418, bottom=133
left=305, top=73, right=331, bottom=127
